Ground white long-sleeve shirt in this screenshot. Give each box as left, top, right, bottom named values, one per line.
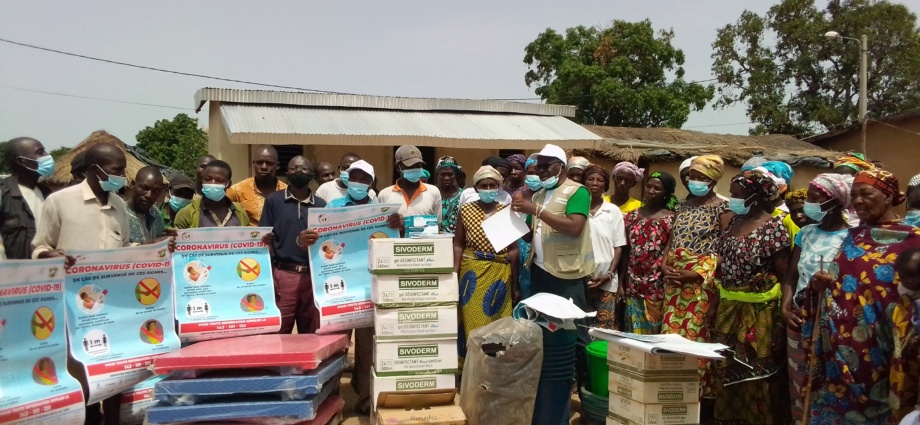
left=32, top=181, right=131, bottom=258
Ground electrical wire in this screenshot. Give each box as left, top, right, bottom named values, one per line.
left=0, top=85, right=191, bottom=110
left=0, top=37, right=355, bottom=95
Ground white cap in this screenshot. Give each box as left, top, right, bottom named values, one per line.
left=346, top=160, right=375, bottom=180
left=679, top=156, right=698, bottom=172
left=537, top=144, right=567, bottom=166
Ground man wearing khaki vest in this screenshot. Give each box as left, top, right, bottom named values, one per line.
left=511, top=143, right=594, bottom=424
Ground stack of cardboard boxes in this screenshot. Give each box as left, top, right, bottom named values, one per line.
left=605, top=339, right=701, bottom=425
left=367, top=238, right=465, bottom=425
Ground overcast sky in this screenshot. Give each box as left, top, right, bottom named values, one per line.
left=2, top=1, right=917, bottom=150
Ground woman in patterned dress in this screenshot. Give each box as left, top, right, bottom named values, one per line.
left=622, top=171, right=678, bottom=334
left=802, top=169, right=920, bottom=424
left=710, top=169, right=791, bottom=425
left=504, top=154, right=528, bottom=197
left=780, top=174, right=852, bottom=425
left=516, top=154, right=542, bottom=300
left=453, top=166, right=519, bottom=365
left=583, top=165, right=626, bottom=329
left=435, top=156, right=463, bottom=234
left=661, top=155, right=727, bottom=398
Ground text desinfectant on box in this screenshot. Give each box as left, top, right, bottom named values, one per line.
left=368, top=238, right=454, bottom=275
left=373, top=338, right=458, bottom=376
left=374, top=305, right=458, bottom=341
left=371, top=273, right=459, bottom=307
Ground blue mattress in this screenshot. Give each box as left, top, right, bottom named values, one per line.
left=146, top=379, right=338, bottom=424
left=155, top=353, right=345, bottom=406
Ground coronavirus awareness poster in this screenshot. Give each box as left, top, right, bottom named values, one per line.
left=0, top=258, right=85, bottom=425
left=64, top=241, right=180, bottom=405
left=172, top=227, right=280, bottom=341
left=308, top=203, right=400, bottom=333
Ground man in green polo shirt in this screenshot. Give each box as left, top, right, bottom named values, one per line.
left=511, top=143, right=594, bottom=424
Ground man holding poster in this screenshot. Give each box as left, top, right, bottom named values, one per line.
left=259, top=156, right=326, bottom=334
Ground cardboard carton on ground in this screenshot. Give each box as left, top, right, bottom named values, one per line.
left=608, top=365, right=700, bottom=404
left=374, top=338, right=458, bottom=376
left=370, top=367, right=457, bottom=418
left=375, top=388, right=466, bottom=425
left=606, top=339, right=698, bottom=375
left=371, top=273, right=459, bottom=307
left=375, top=305, right=459, bottom=340
left=607, top=393, right=700, bottom=425
left=369, top=238, right=454, bottom=275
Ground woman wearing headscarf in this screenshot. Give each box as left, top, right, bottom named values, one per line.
left=784, top=189, right=811, bottom=246
left=661, top=154, right=727, bottom=398
left=566, top=156, right=590, bottom=183
left=802, top=169, right=920, bottom=424
left=761, top=161, right=794, bottom=212
left=833, top=151, right=875, bottom=176
left=583, top=165, right=626, bottom=329
left=622, top=171, right=678, bottom=334
left=710, top=169, right=792, bottom=425
left=780, top=174, right=852, bottom=425
left=609, top=162, right=644, bottom=214
left=516, top=154, right=542, bottom=299
left=505, top=154, right=528, bottom=197
left=435, top=156, right=463, bottom=233
left=453, top=166, right=519, bottom=365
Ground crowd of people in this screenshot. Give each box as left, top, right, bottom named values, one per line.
left=3, top=135, right=920, bottom=425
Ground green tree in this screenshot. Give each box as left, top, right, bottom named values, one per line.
left=49, top=147, right=71, bottom=160
left=136, top=114, right=208, bottom=178
left=524, top=20, right=715, bottom=127
left=712, top=0, right=920, bottom=136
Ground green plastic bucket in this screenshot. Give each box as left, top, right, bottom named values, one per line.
left=585, top=340, right=608, bottom=397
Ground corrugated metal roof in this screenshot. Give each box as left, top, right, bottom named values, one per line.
left=219, top=105, right=602, bottom=149
left=196, top=88, right=575, bottom=117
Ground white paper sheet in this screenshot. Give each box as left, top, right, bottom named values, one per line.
left=481, top=206, right=529, bottom=251
left=588, top=328, right=727, bottom=359
left=517, top=293, right=596, bottom=320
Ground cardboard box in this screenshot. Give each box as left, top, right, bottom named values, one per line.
left=608, top=366, right=700, bottom=404
left=375, top=305, right=458, bottom=340
left=374, top=338, right=458, bottom=376
left=371, top=367, right=457, bottom=417
left=369, top=238, right=454, bottom=275
left=608, top=393, right=700, bottom=425
left=606, top=339, right=698, bottom=376
left=371, top=273, right=459, bottom=307
left=375, top=389, right=466, bottom=425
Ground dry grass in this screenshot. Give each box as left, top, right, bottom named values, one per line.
left=580, top=125, right=840, bottom=167
left=47, top=130, right=156, bottom=186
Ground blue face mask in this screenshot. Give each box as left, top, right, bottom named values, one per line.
left=95, top=165, right=126, bottom=192
left=728, top=195, right=754, bottom=215
left=340, top=170, right=349, bottom=184
left=541, top=171, right=560, bottom=190
left=201, top=183, right=227, bottom=202
left=347, top=182, right=370, bottom=200
left=687, top=180, right=711, bottom=197
left=478, top=189, right=499, bottom=203
left=905, top=211, right=920, bottom=227
left=169, top=196, right=192, bottom=212
left=803, top=201, right=829, bottom=222
left=525, top=175, right=543, bottom=191
left=402, top=168, right=425, bottom=183
left=22, top=155, right=55, bottom=177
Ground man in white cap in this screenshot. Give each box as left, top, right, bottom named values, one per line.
left=511, top=143, right=594, bottom=423
left=678, top=156, right=698, bottom=196
left=326, top=160, right=375, bottom=207
left=378, top=145, right=442, bottom=230
left=567, top=155, right=591, bottom=183
left=317, top=159, right=380, bottom=415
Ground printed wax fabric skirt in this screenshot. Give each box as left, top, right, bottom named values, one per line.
left=458, top=249, right=513, bottom=364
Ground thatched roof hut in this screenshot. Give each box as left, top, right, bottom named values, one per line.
left=48, top=130, right=174, bottom=187
left=580, top=125, right=839, bottom=168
